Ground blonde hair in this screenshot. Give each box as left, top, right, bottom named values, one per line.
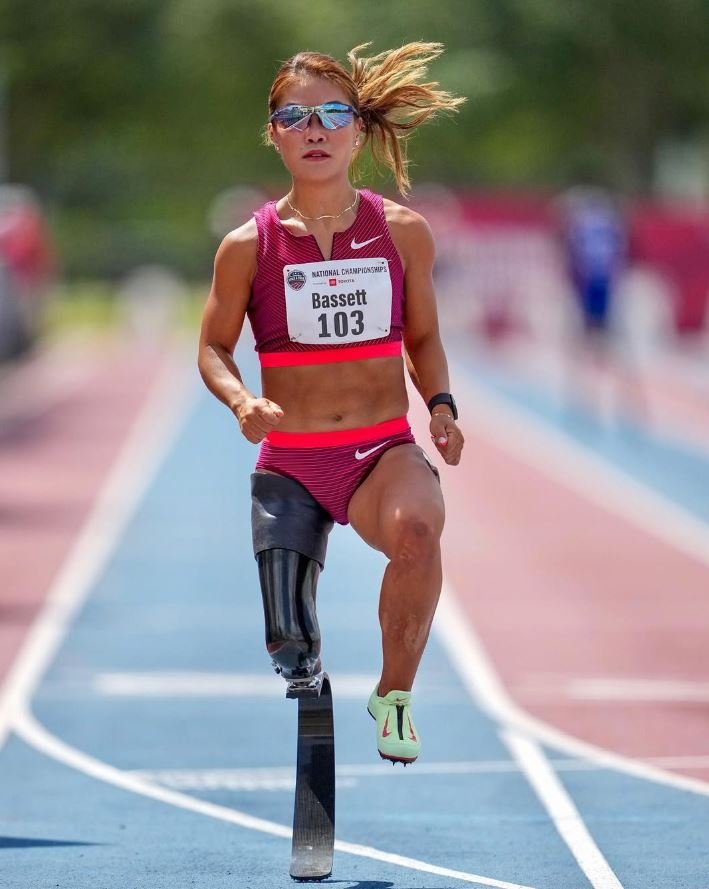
left=266, top=42, right=465, bottom=196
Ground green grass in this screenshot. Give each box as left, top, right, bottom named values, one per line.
left=43, top=281, right=207, bottom=336
left=43, top=282, right=119, bottom=333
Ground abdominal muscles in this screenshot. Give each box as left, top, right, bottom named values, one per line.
left=262, top=356, right=409, bottom=432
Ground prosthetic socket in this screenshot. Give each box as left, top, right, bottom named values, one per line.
left=251, top=472, right=333, bottom=682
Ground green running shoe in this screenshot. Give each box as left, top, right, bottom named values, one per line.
left=367, top=686, right=421, bottom=764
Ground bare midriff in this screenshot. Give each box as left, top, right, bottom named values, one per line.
left=261, top=355, right=408, bottom=432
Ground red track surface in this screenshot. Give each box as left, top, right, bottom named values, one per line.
left=420, top=400, right=709, bottom=783
left=0, top=340, right=169, bottom=684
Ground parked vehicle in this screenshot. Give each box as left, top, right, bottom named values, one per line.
left=0, top=185, right=55, bottom=360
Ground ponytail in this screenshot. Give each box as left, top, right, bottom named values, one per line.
left=348, top=42, right=465, bottom=196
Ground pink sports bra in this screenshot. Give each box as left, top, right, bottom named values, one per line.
left=249, top=189, right=405, bottom=367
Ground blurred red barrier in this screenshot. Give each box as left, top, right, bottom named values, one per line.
left=423, top=190, right=709, bottom=334
left=629, top=203, right=709, bottom=333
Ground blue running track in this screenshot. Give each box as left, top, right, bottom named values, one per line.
left=2, top=347, right=709, bottom=889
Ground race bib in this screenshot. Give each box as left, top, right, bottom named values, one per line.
left=283, top=259, right=392, bottom=344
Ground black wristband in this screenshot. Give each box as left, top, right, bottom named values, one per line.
left=427, top=392, right=458, bottom=420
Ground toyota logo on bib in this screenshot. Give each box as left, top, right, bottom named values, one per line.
left=286, top=269, right=307, bottom=291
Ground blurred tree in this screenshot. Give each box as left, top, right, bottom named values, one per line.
left=0, top=0, right=707, bottom=275
left=487, top=0, right=709, bottom=190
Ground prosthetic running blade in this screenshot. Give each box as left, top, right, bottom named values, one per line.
left=290, top=672, right=335, bottom=881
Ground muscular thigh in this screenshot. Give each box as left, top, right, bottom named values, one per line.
left=347, top=443, right=445, bottom=555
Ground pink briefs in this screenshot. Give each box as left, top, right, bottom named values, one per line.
left=255, top=416, right=415, bottom=525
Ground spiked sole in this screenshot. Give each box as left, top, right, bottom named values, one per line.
left=367, top=706, right=419, bottom=765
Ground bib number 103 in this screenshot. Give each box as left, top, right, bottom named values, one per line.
left=317, top=310, right=364, bottom=339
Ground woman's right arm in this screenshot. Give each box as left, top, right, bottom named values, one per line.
left=198, top=220, right=283, bottom=442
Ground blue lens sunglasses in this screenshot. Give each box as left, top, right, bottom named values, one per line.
left=269, top=102, right=358, bottom=132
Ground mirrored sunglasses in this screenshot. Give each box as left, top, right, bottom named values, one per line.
left=269, top=102, right=357, bottom=132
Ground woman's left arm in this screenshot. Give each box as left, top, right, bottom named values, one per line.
left=390, top=205, right=464, bottom=466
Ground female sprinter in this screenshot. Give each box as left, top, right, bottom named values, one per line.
left=198, top=43, right=465, bottom=765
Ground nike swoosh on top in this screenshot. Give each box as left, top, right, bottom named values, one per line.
left=354, top=440, right=390, bottom=461
left=351, top=235, right=382, bottom=250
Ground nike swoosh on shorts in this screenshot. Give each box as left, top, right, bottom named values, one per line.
left=351, top=235, right=382, bottom=250
left=354, top=440, right=390, bottom=460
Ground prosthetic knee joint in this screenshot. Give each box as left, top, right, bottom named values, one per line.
left=251, top=472, right=333, bottom=690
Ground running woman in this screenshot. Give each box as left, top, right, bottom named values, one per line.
left=198, top=42, right=465, bottom=764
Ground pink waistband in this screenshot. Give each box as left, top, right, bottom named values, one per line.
left=265, top=415, right=410, bottom=448
left=259, top=341, right=402, bottom=368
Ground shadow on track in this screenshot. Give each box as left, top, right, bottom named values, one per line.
left=323, top=882, right=453, bottom=889
left=0, top=836, right=101, bottom=849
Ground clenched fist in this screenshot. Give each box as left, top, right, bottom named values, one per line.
left=429, top=412, right=464, bottom=465
left=235, top=397, right=284, bottom=443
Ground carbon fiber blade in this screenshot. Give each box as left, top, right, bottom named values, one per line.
left=290, top=673, right=335, bottom=881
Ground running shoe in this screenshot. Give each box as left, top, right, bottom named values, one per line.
left=367, top=686, right=421, bottom=764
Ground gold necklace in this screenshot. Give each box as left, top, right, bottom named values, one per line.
left=286, top=190, right=359, bottom=221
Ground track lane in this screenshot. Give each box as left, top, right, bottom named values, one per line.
left=1, top=369, right=603, bottom=889
left=0, top=340, right=180, bottom=686
left=3, top=339, right=709, bottom=887
left=433, top=349, right=709, bottom=781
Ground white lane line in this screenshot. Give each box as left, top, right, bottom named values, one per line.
left=90, top=671, right=380, bottom=698
left=502, top=731, right=623, bottom=889
left=0, top=347, right=195, bottom=755
left=435, top=582, right=709, bottom=803
left=333, top=839, right=537, bottom=889
left=562, top=678, right=709, bottom=702
left=127, top=753, right=709, bottom=792
left=15, top=705, right=290, bottom=840
left=1, top=350, right=540, bottom=889
left=73, top=664, right=709, bottom=739
left=128, top=762, right=530, bottom=791
left=439, top=373, right=709, bottom=798
left=516, top=676, right=709, bottom=703
left=453, top=366, right=709, bottom=566
left=128, top=768, right=358, bottom=792
left=435, top=586, right=625, bottom=889
left=14, top=706, right=539, bottom=889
